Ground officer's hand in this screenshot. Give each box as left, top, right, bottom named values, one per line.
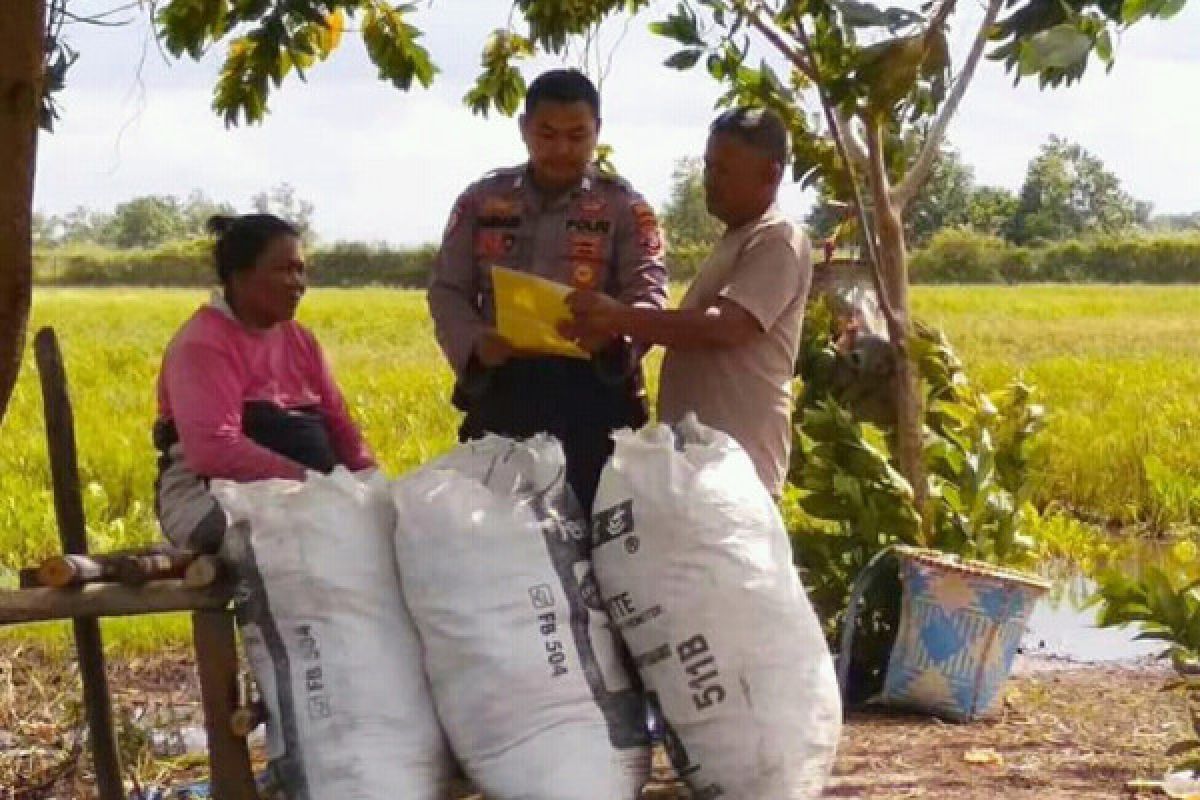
left=557, top=318, right=613, bottom=356
left=476, top=330, right=516, bottom=367
left=576, top=332, right=615, bottom=354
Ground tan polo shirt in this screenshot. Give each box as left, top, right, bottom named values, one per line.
left=657, top=208, right=812, bottom=495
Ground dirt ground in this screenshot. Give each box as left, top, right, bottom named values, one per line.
left=0, top=647, right=1185, bottom=799
left=821, top=663, right=1184, bottom=799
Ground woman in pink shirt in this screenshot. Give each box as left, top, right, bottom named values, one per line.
left=154, top=213, right=375, bottom=551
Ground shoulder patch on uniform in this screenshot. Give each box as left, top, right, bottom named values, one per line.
left=630, top=200, right=663, bottom=256
left=594, top=170, right=634, bottom=192
left=478, top=164, right=525, bottom=188
left=443, top=197, right=468, bottom=238
left=631, top=200, right=659, bottom=230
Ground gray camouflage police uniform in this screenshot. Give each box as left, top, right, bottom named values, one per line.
left=428, top=163, right=668, bottom=512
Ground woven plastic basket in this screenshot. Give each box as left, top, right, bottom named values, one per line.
left=879, top=546, right=1050, bottom=721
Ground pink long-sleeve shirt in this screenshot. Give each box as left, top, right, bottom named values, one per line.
left=157, top=299, right=375, bottom=482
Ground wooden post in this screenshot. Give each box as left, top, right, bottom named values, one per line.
left=33, top=327, right=124, bottom=800
left=193, top=610, right=258, bottom=799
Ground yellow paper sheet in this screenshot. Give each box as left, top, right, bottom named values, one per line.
left=491, top=266, right=589, bottom=359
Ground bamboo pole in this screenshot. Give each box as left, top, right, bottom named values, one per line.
left=35, top=550, right=222, bottom=588
left=37, top=553, right=120, bottom=588
left=0, top=580, right=233, bottom=625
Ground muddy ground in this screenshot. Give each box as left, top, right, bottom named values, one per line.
left=0, top=648, right=1184, bottom=799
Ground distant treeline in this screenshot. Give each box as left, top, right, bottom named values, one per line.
left=34, top=240, right=438, bottom=288
left=32, top=229, right=1200, bottom=288
left=910, top=229, right=1200, bottom=284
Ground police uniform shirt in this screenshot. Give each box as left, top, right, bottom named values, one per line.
left=429, top=164, right=669, bottom=375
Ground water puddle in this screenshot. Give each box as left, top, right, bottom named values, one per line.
left=1018, top=544, right=1185, bottom=668
left=1019, top=585, right=1162, bottom=667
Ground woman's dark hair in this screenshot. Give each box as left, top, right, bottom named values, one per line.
left=206, top=213, right=299, bottom=284
left=524, top=69, right=600, bottom=120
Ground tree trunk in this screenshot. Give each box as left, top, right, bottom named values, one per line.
left=0, top=0, right=44, bottom=425
left=864, top=120, right=928, bottom=525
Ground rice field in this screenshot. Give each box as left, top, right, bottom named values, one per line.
left=0, top=285, right=1196, bottom=649
left=915, top=285, right=1200, bottom=529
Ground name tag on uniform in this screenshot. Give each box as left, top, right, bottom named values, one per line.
left=566, top=218, right=611, bottom=234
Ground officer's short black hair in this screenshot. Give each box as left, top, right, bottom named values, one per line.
left=525, top=69, right=601, bottom=120
left=710, top=107, right=789, bottom=167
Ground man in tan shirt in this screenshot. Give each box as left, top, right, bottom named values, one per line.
left=564, top=107, right=812, bottom=496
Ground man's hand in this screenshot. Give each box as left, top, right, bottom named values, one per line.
left=565, top=290, right=629, bottom=339
left=475, top=329, right=516, bottom=367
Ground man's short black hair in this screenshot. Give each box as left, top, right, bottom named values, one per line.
left=710, top=107, right=789, bottom=167
left=524, top=69, right=601, bottom=120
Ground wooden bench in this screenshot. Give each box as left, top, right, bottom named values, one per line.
left=0, top=328, right=258, bottom=799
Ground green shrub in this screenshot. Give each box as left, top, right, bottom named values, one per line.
left=789, top=316, right=1045, bottom=700
left=39, top=230, right=1200, bottom=287
left=910, top=229, right=1200, bottom=284
left=909, top=228, right=1017, bottom=283
left=35, top=239, right=212, bottom=286
left=310, top=242, right=436, bottom=287
left=34, top=239, right=439, bottom=288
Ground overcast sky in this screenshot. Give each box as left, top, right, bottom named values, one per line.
left=34, top=0, right=1200, bottom=245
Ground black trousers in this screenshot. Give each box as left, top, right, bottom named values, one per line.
left=455, top=353, right=648, bottom=515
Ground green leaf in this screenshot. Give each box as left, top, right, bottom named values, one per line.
left=855, top=34, right=926, bottom=112
left=157, top=0, right=231, bottom=60
left=706, top=52, right=725, bottom=80
left=833, top=473, right=865, bottom=508
left=649, top=4, right=706, bottom=47
left=665, top=48, right=704, bottom=69
left=1157, top=0, right=1190, bottom=19
left=362, top=4, right=439, bottom=92
left=836, top=0, right=897, bottom=28
left=800, top=491, right=851, bottom=521
left=1094, top=28, right=1114, bottom=65
left=1123, top=0, right=1154, bottom=22
left=1027, top=24, right=1094, bottom=71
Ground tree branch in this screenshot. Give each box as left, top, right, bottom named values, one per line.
left=927, top=0, right=959, bottom=36
left=836, top=108, right=868, bottom=166
left=892, top=0, right=1004, bottom=208
left=863, top=120, right=898, bottom=305
left=735, top=0, right=817, bottom=81
left=792, top=22, right=900, bottom=334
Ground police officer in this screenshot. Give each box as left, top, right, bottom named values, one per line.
left=428, top=69, right=668, bottom=513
